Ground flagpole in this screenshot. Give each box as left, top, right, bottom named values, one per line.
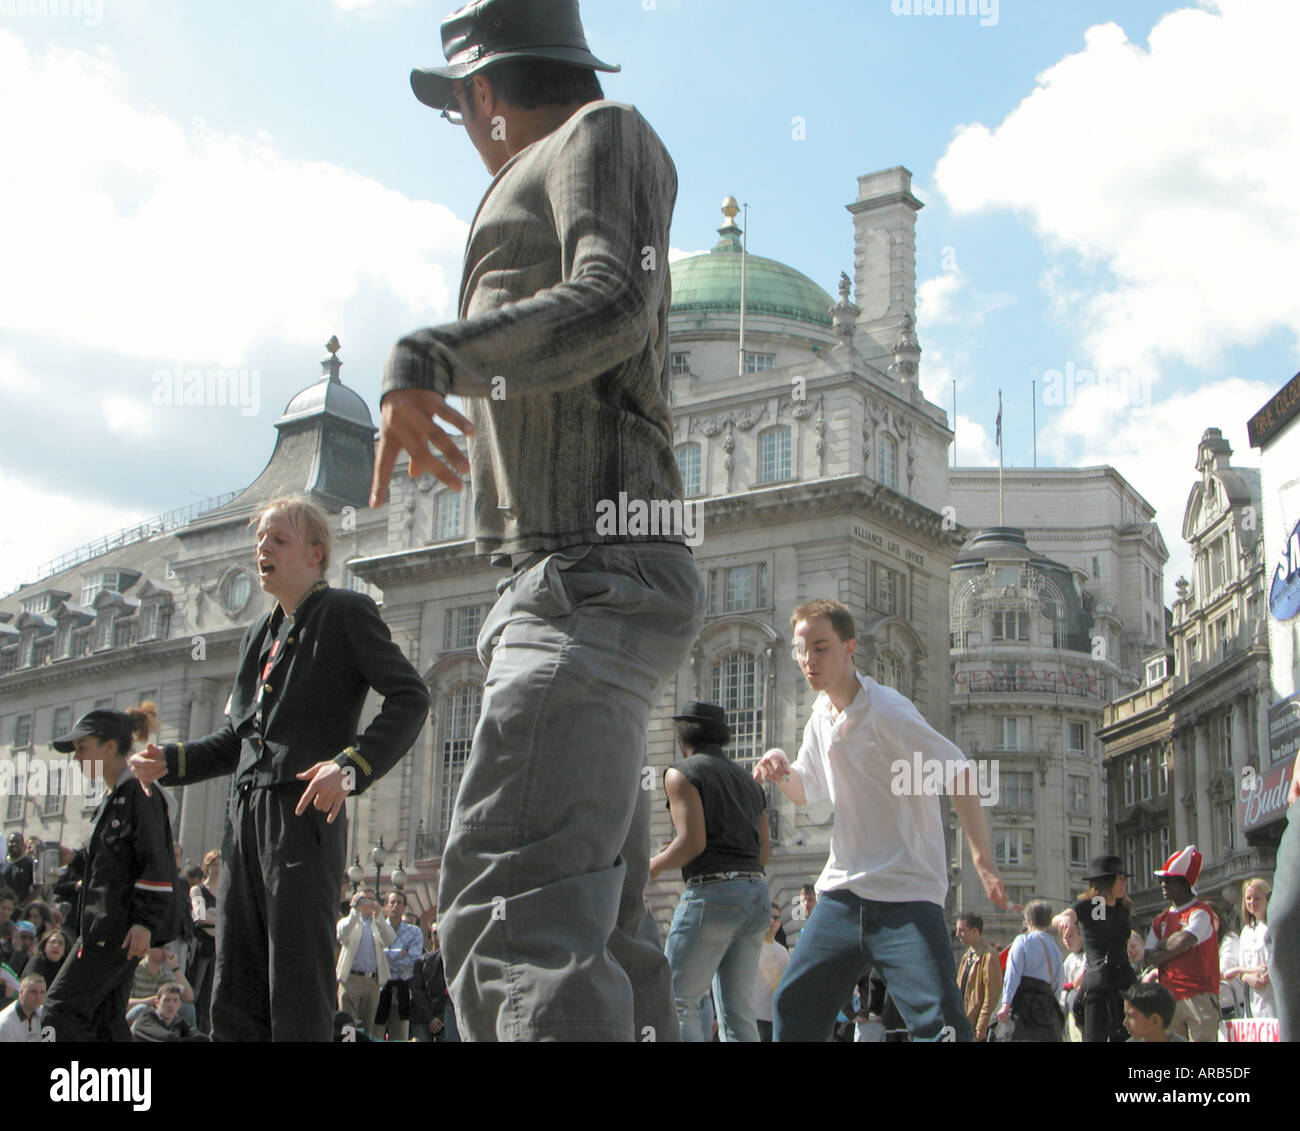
left=997, top=389, right=1004, bottom=525
left=952, top=379, right=957, bottom=466
left=1032, top=379, right=1037, bottom=468
left=738, top=202, right=748, bottom=378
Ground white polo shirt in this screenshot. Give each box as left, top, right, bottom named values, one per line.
left=792, top=672, right=968, bottom=907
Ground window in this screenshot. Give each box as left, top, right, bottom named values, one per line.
left=991, top=610, right=1030, bottom=642
left=757, top=427, right=791, bottom=484
left=444, top=605, right=484, bottom=651
left=13, top=714, right=32, bottom=748
left=0, top=649, right=14, bottom=676
left=1142, top=831, right=1154, bottom=878
left=1123, top=760, right=1135, bottom=806
left=743, top=352, right=775, bottom=373
left=995, top=717, right=1027, bottom=751
left=54, top=621, right=72, bottom=659
left=1067, top=775, right=1089, bottom=815
left=1219, top=711, right=1233, bottom=771
left=1146, top=656, right=1167, bottom=685
left=113, top=620, right=135, bottom=649
left=1157, top=751, right=1168, bottom=795
left=139, top=604, right=158, bottom=640
left=157, top=608, right=172, bottom=639
left=994, top=829, right=1033, bottom=867
left=346, top=570, right=369, bottom=595
left=43, top=763, right=65, bottom=819
left=434, top=491, right=463, bottom=541
left=709, top=563, right=768, bottom=614
left=95, top=615, right=114, bottom=651
left=1125, top=836, right=1137, bottom=881
left=81, top=572, right=121, bottom=606
left=438, top=684, right=482, bottom=835
left=1067, top=722, right=1086, bottom=755
left=1000, top=771, right=1033, bottom=810
left=222, top=571, right=252, bottom=614
left=1140, top=752, right=1153, bottom=801
left=1210, top=537, right=1227, bottom=590
left=711, top=652, right=764, bottom=769
left=675, top=443, right=702, bottom=498
left=5, top=790, right=20, bottom=822
left=1005, top=885, right=1036, bottom=907
left=1159, top=824, right=1170, bottom=864
left=670, top=351, right=691, bottom=375
left=1069, top=834, right=1089, bottom=866
left=872, top=563, right=904, bottom=617
left=880, top=435, right=899, bottom=491
left=1091, top=556, right=1101, bottom=579
left=21, top=594, right=50, bottom=615
left=138, top=689, right=158, bottom=710
left=51, top=707, right=72, bottom=742
left=874, top=652, right=903, bottom=692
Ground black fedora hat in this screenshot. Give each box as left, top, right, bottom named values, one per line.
left=52, top=708, right=132, bottom=753
left=671, top=701, right=731, bottom=743
left=1082, top=853, right=1128, bottom=883
left=411, top=0, right=620, bottom=112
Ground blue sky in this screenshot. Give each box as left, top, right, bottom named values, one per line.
left=1, top=0, right=1296, bottom=596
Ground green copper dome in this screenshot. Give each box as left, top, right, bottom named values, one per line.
left=670, top=200, right=834, bottom=328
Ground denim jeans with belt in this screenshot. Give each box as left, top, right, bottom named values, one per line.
left=773, top=888, right=973, bottom=1042
left=665, top=876, right=770, bottom=1041
left=437, top=542, right=704, bottom=1041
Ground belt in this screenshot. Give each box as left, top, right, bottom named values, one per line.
left=348, top=970, right=377, bottom=979
left=686, top=870, right=764, bottom=886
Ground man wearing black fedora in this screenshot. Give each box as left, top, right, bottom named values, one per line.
left=372, top=0, right=703, bottom=1041
left=651, top=703, right=770, bottom=1042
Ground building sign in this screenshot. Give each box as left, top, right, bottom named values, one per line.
left=1248, top=370, right=1300, bottom=449
left=1269, top=518, right=1300, bottom=620
left=851, top=522, right=924, bottom=567
left=1239, top=752, right=1296, bottom=833
left=1224, top=1018, right=1280, bottom=1042
left=1269, top=694, right=1300, bottom=765
left=953, top=667, right=1102, bottom=698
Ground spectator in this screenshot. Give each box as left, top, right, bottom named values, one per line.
left=996, top=900, right=1064, bottom=1042
left=1, top=834, right=34, bottom=903
left=1224, top=877, right=1274, bottom=1019
left=22, top=901, right=59, bottom=941
left=956, top=912, right=1002, bottom=1042
left=189, top=850, right=220, bottom=1033
left=130, top=982, right=210, bottom=1043
left=7, top=922, right=37, bottom=979
left=1144, top=845, right=1221, bottom=1042
left=1218, top=912, right=1247, bottom=1024
left=795, top=884, right=816, bottom=927
left=0, top=887, right=16, bottom=960
left=336, top=890, right=393, bottom=1033
left=752, top=902, right=789, bottom=1042
left=0, top=973, right=45, bottom=1042
left=376, top=890, right=422, bottom=1041
left=28, top=929, right=68, bottom=987
left=410, top=922, right=450, bottom=1043
left=127, top=946, right=196, bottom=1029
left=169, top=842, right=195, bottom=984
left=1123, top=982, right=1185, bottom=1043
left=1129, top=930, right=1156, bottom=983
left=1053, top=910, right=1086, bottom=1042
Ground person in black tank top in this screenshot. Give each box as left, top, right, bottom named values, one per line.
left=651, top=702, right=770, bottom=1041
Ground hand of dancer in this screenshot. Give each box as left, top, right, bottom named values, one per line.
left=295, top=761, right=352, bottom=823
left=371, top=388, right=474, bottom=505
left=129, top=744, right=169, bottom=797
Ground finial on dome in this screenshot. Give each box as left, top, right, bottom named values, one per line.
left=322, top=336, right=342, bottom=382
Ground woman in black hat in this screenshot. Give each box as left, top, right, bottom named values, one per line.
left=42, top=702, right=179, bottom=1042
left=1057, top=853, right=1136, bottom=1042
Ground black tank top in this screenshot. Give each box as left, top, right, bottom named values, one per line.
left=668, top=746, right=766, bottom=883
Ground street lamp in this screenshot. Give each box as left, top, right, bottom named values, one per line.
left=391, top=860, right=407, bottom=891
left=371, top=837, right=388, bottom=898
left=347, top=856, right=364, bottom=894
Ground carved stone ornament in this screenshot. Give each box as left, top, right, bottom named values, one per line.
left=734, top=404, right=768, bottom=432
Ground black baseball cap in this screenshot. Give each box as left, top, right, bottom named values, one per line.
left=52, top=708, right=133, bottom=753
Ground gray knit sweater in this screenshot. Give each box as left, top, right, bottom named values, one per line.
left=382, top=100, right=685, bottom=561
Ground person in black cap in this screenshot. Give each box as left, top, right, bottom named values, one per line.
left=372, top=0, right=702, bottom=1041
left=1054, top=853, right=1136, bottom=1042
left=41, top=701, right=179, bottom=1042
left=129, top=496, right=430, bottom=1042
left=651, top=702, right=769, bottom=1042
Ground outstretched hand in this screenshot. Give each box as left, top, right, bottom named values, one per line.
left=128, top=744, right=168, bottom=797
left=371, top=388, right=474, bottom=506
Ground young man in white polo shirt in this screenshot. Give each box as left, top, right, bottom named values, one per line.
left=754, top=599, right=1008, bottom=1041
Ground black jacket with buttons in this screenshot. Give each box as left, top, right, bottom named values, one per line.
left=59, top=770, right=180, bottom=948
left=161, top=585, right=429, bottom=794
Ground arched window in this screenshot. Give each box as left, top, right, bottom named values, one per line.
left=434, top=490, right=463, bottom=542
left=757, top=427, right=792, bottom=484
left=438, top=683, right=482, bottom=836
left=880, top=434, right=899, bottom=491
left=711, top=651, right=764, bottom=769
left=675, top=443, right=702, bottom=498
left=874, top=651, right=904, bottom=692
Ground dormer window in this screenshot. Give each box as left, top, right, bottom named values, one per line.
left=82, top=571, right=123, bottom=606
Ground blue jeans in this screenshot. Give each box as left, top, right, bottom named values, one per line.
left=438, top=543, right=704, bottom=1041
left=1272, top=798, right=1300, bottom=1041
left=773, top=889, right=973, bottom=1042
left=665, top=877, right=770, bottom=1042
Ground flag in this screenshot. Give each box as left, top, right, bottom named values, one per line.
left=995, top=390, right=1002, bottom=446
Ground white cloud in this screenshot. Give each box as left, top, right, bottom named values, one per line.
left=669, top=247, right=710, bottom=263
left=0, top=472, right=152, bottom=596
left=918, top=271, right=965, bottom=326
left=0, top=352, right=37, bottom=393
left=102, top=394, right=147, bottom=437
left=329, top=0, right=419, bottom=14
left=0, top=31, right=469, bottom=367
left=933, top=0, right=1300, bottom=376
left=951, top=415, right=998, bottom=468
left=1038, top=374, right=1274, bottom=598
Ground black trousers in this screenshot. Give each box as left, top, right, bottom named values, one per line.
left=1081, top=983, right=1131, bottom=1043
left=211, top=782, right=346, bottom=1042
left=43, top=938, right=141, bottom=1043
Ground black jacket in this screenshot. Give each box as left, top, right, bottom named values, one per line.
left=59, top=771, right=179, bottom=948
left=161, top=585, right=430, bottom=793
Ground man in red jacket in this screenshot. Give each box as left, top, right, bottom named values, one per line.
left=1144, top=845, right=1220, bottom=1041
